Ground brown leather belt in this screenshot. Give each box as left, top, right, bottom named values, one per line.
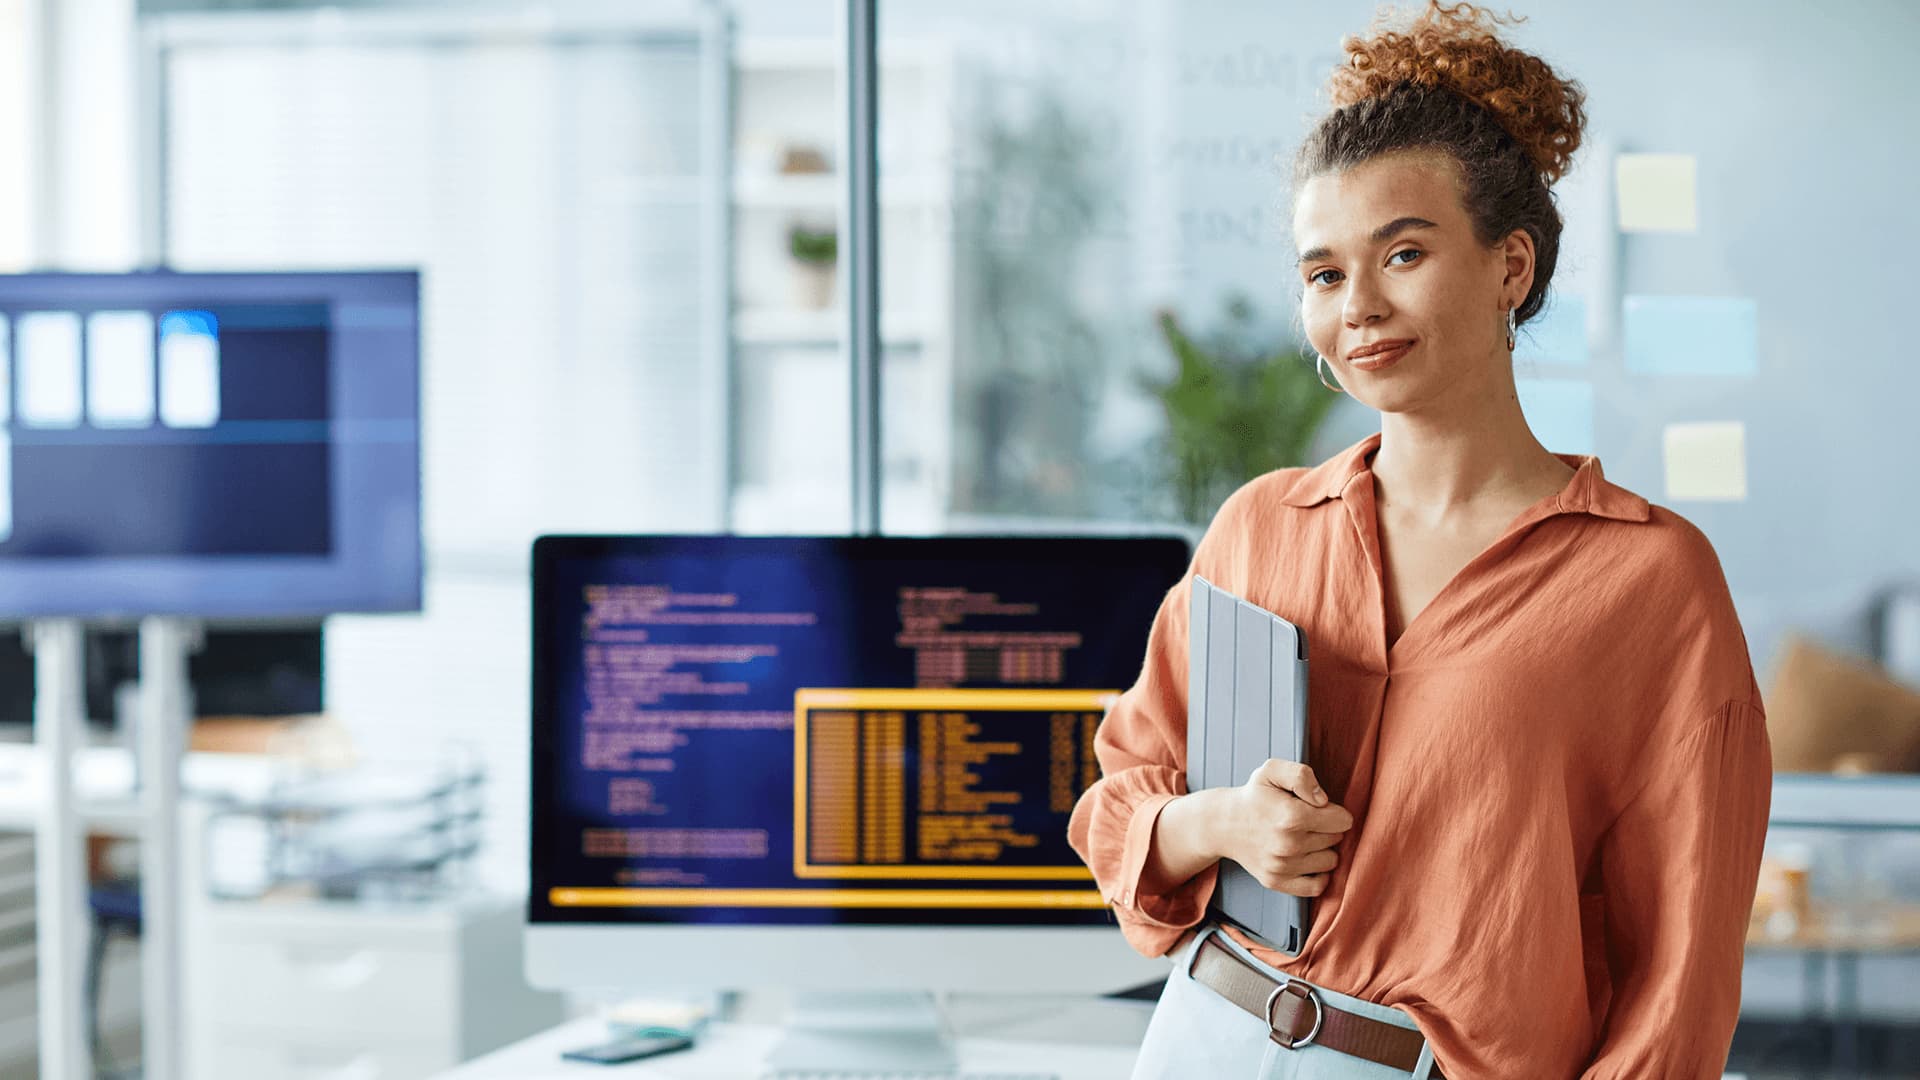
left=1188, top=933, right=1443, bottom=1078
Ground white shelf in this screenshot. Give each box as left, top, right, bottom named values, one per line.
left=1770, top=773, right=1920, bottom=830
left=732, top=172, right=946, bottom=210
left=584, top=175, right=707, bottom=204
left=733, top=308, right=929, bottom=346
left=735, top=38, right=951, bottom=71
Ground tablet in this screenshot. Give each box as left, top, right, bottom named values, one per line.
left=1186, top=575, right=1311, bottom=955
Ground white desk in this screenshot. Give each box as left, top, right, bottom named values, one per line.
left=0, top=741, right=279, bottom=835
left=433, top=996, right=1155, bottom=1079
left=434, top=1001, right=1767, bottom=1080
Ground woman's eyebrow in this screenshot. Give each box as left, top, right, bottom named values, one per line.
left=1296, top=216, right=1440, bottom=266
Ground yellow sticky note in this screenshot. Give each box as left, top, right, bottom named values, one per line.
left=1615, top=153, right=1698, bottom=233
left=1663, top=421, right=1746, bottom=501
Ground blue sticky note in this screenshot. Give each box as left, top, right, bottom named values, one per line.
left=1515, top=294, right=1588, bottom=367
left=1623, top=296, right=1758, bottom=376
left=1515, top=377, right=1595, bottom=456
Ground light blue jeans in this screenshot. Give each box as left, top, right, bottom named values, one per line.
left=1130, top=926, right=1438, bottom=1080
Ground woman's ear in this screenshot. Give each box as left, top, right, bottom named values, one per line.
left=1499, top=227, right=1535, bottom=303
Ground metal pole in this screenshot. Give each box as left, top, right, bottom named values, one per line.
left=843, top=0, right=881, bottom=536
left=26, top=620, right=91, bottom=1080
left=136, top=617, right=198, bottom=1080
left=23, top=0, right=56, bottom=265
left=136, top=18, right=169, bottom=266
left=699, top=0, right=735, bottom=532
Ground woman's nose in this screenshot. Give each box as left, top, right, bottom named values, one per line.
left=1342, top=274, right=1390, bottom=327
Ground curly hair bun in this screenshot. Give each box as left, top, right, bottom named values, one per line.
left=1327, top=1, right=1586, bottom=185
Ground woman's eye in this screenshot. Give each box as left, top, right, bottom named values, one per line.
left=1310, top=250, right=1417, bottom=286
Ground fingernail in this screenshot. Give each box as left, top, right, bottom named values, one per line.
left=1312, top=788, right=1327, bottom=804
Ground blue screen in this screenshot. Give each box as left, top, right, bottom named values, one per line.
left=530, top=535, right=1190, bottom=928
left=0, top=271, right=420, bottom=617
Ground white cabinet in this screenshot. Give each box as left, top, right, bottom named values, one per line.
left=184, top=895, right=564, bottom=1080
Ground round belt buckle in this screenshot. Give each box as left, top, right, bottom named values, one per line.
left=1264, top=979, right=1324, bottom=1049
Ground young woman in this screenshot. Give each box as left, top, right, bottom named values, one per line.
left=1069, top=4, right=1772, bottom=1077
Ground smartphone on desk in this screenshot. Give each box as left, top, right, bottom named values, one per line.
left=560, top=1032, right=695, bottom=1065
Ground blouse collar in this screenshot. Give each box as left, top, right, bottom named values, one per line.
left=1276, top=432, right=1651, bottom=523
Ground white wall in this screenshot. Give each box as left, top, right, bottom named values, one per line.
left=0, top=0, right=30, bottom=273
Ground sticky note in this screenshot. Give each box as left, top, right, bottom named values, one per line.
left=87, top=311, right=157, bottom=428
left=1515, top=294, right=1589, bottom=367
left=1664, top=421, right=1747, bottom=501
left=1623, top=296, right=1758, bottom=377
left=18, top=311, right=83, bottom=428
left=1515, top=377, right=1594, bottom=456
left=1615, top=153, right=1697, bottom=233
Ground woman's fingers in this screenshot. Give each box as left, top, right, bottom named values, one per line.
left=1250, top=758, right=1327, bottom=806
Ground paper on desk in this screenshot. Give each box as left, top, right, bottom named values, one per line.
left=605, top=993, right=720, bottom=1037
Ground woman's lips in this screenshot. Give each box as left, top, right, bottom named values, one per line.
left=1350, top=340, right=1414, bottom=371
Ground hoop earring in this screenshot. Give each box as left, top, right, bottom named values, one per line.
left=1316, top=353, right=1344, bottom=394
left=1504, top=306, right=1517, bottom=352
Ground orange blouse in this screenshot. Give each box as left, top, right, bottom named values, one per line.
left=1068, top=432, right=1773, bottom=1079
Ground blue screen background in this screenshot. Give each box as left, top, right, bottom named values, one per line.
left=531, top=535, right=1189, bottom=927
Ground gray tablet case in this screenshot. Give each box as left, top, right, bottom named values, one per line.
left=1187, top=575, right=1311, bottom=955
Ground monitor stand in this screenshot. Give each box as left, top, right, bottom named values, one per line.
left=765, top=991, right=957, bottom=1073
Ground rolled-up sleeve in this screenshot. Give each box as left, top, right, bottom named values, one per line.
left=1066, top=480, right=1270, bottom=957
left=1579, top=698, right=1773, bottom=1079
left=1066, top=568, right=1218, bottom=957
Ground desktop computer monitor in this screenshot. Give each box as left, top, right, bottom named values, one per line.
left=0, top=270, right=421, bottom=618
left=527, top=534, right=1188, bottom=1012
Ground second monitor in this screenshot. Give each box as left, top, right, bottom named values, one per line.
left=0, top=269, right=421, bottom=618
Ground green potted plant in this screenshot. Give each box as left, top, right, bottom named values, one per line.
left=788, top=223, right=837, bottom=310
left=1143, top=294, right=1339, bottom=525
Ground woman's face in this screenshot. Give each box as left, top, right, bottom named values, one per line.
left=1292, top=150, right=1527, bottom=414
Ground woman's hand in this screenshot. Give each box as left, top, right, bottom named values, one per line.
left=1209, top=759, right=1352, bottom=897
left=1148, top=759, right=1352, bottom=900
